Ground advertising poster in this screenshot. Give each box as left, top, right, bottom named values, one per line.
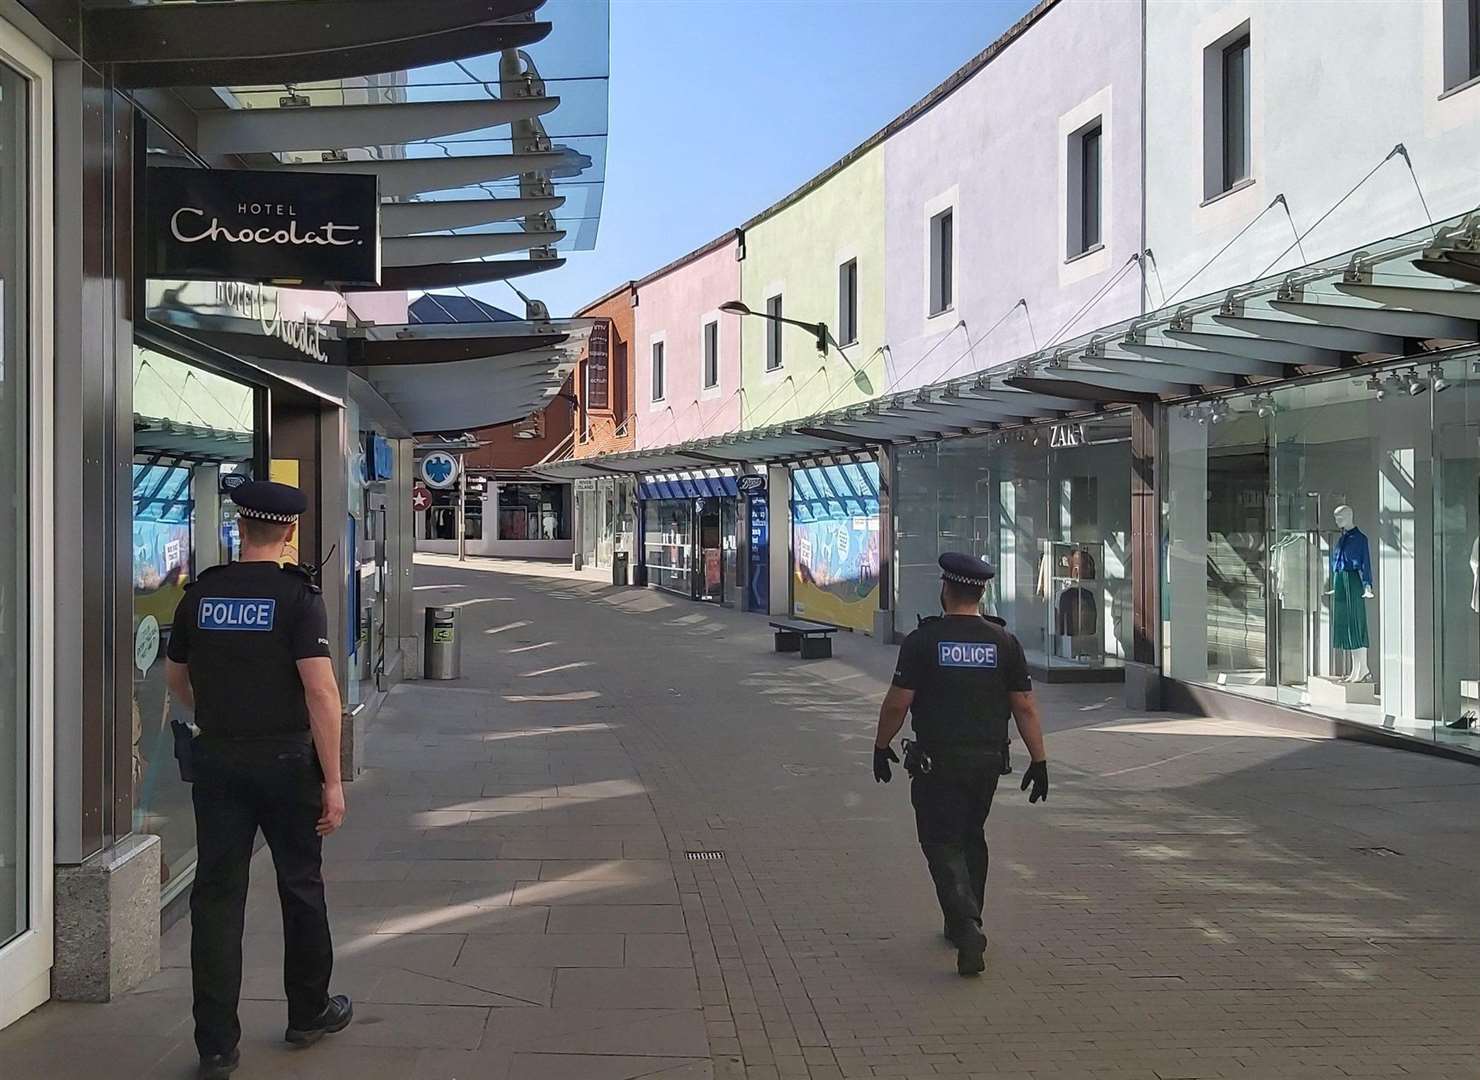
left=132, top=463, right=194, bottom=639
left=791, top=461, right=881, bottom=633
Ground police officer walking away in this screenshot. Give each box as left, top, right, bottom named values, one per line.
left=873, top=552, right=1049, bottom=977
left=164, top=481, right=352, bottom=1079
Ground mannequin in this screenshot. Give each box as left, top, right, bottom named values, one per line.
left=1328, top=505, right=1374, bottom=682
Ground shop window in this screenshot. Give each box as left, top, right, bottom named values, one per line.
left=1204, top=25, right=1251, bottom=198
left=766, top=294, right=783, bottom=370
left=838, top=258, right=858, bottom=345
left=929, top=209, right=953, bottom=315
left=895, top=418, right=1132, bottom=671
left=651, top=341, right=665, bottom=402
left=1162, top=360, right=1480, bottom=753
left=1067, top=120, right=1102, bottom=258
left=498, top=483, right=569, bottom=541
left=131, top=346, right=261, bottom=902
left=703, top=320, right=720, bottom=389
left=0, top=55, right=30, bottom=947
left=1443, top=0, right=1480, bottom=90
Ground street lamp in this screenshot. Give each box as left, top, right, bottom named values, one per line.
left=720, top=300, right=829, bottom=356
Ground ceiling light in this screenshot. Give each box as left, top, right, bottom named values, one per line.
left=1406, top=369, right=1428, bottom=396
left=1255, top=393, right=1278, bottom=419
left=1366, top=374, right=1387, bottom=400
left=1431, top=366, right=1451, bottom=393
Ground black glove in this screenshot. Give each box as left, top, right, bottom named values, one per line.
left=873, top=745, right=900, bottom=784
left=1021, top=760, right=1048, bottom=803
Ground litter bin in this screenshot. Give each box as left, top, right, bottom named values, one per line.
left=611, top=550, right=629, bottom=587
left=424, top=607, right=460, bottom=680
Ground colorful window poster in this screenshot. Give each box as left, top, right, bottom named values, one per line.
left=132, top=463, right=194, bottom=651
left=791, top=461, right=881, bottom=633
left=269, top=458, right=301, bottom=565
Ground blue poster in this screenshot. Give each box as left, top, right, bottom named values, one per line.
left=747, top=492, right=769, bottom=611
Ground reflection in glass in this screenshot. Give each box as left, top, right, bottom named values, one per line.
left=0, top=57, right=30, bottom=948
left=132, top=347, right=258, bottom=900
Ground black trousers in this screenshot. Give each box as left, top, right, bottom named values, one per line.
left=189, top=737, right=333, bottom=1056
left=910, top=746, right=1001, bottom=935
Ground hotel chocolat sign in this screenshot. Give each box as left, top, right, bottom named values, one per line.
left=585, top=318, right=611, bottom=411
left=146, top=166, right=380, bottom=288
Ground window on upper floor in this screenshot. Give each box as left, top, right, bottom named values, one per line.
left=838, top=258, right=859, bottom=345
left=703, top=320, right=719, bottom=389
left=1067, top=120, right=1102, bottom=258
left=651, top=341, right=665, bottom=402
left=766, top=294, right=783, bottom=370
left=929, top=209, right=953, bottom=316
left=1443, top=0, right=1480, bottom=90
left=1203, top=24, right=1251, bottom=200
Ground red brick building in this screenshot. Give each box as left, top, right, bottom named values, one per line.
left=572, top=282, right=637, bottom=459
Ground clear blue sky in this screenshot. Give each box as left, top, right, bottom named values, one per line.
left=527, top=0, right=1036, bottom=318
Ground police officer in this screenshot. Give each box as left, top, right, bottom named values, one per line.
left=873, top=552, right=1049, bottom=977
left=163, top=481, right=352, bottom=1079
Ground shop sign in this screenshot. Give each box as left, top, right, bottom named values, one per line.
left=737, top=474, right=766, bottom=493
left=412, top=486, right=432, bottom=512
left=574, top=478, right=598, bottom=492
left=219, top=472, right=250, bottom=495
left=215, top=281, right=330, bottom=363
left=586, top=319, right=610, bottom=411
left=147, top=166, right=380, bottom=288
left=1049, top=423, right=1087, bottom=448
left=420, top=451, right=460, bottom=489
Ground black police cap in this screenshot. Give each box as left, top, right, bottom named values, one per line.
left=939, top=551, right=996, bottom=585
left=230, top=480, right=306, bottom=524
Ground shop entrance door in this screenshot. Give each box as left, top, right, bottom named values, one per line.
left=698, top=500, right=723, bottom=602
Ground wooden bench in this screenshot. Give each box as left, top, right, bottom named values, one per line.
left=769, top=618, right=839, bottom=659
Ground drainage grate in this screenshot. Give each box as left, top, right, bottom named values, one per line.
left=1352, top=846, right=1403, bottom=857
left=685, top=851, right=725, bottom=861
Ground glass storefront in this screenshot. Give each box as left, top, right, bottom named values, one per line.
left=0, top=51, right=29, bottom=950
left=498, top=482, right=568, bottom=541
left=1162, top=355, right=1480, bottom=752
left=896, top=416, right=1131, bottom=670
left=791, top=460, right=881, bottom=633
left=132, top=345, right=260, bottom=900
left=643, top=498, right=694, bottom=594
left=576, top=476, right=635, bottom=571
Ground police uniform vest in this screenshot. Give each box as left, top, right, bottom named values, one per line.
left=891, top=614, right=1032, bottom=748
left=167, top=561, right=332, bottom=738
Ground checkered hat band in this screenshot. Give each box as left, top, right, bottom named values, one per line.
left=942, top=571, right=986, bottom=585
left=238, top=508, right=297, bottom=523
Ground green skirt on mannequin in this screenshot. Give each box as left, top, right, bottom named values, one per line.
left=1331, top=569, right=1369, bottom=650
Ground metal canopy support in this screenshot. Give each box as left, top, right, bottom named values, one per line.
left=1032, top=366, right=1188, bottom=396
left=83, top=0, right=542, bottom=61
left=1212, top=314, right=1405, bottom=356
left=381, top=196, right=566, bottom=237
left=365, top=258, right=566, bottom=293
left=1165, top=327, right=1345, bottom=368
left=276, top=151, right=583, bottom=198
left=1088, top=355, right=1239, bottom=388
left=1117, top=339, right=1288, bottom=379
left=107, top=22, right=552, bottom=90
left=1005, top=376, right=1163, bottom=405
left=1336, top=282, right=1480, bottom=320
left=1410, top=258, right=1480, bottom=288
left=1269, top=298, right=1476, bottom=341
left=383, top=231, right=566, bottom=266
left=959, top=388, right=1088, bottom=412
left=197, top=97, right=561, bottom=157
left=349, top=334, right=570, bottom=367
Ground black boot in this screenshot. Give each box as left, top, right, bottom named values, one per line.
left=198, top=1048, right=240, bottom=1080
left=956, top=925, right=987, bottom=977
left=284, top=994, right=353, bottom=1046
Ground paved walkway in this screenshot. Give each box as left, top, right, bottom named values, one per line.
left=4, top=555, right=1480, bottom=1079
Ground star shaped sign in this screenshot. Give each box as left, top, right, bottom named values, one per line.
left=412, top=487, right=432, bottom=512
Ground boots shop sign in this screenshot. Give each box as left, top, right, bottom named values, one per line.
left=146, top=166, right=381, bottom=288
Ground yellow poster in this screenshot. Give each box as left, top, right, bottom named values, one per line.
left=269, top=458, right=300, bottom=565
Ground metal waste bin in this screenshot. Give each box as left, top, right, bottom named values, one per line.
left=424, top=607, right=460, bottom=680
left=611, top=550, right=629, bottom=586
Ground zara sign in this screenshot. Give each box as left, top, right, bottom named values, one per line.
left=146, top=166, right=381, bottom=288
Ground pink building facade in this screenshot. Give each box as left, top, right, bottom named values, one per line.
left=634, top=232, right=744, bottom=451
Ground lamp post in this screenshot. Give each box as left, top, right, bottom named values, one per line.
left=720, top=300, right=829, bottom=356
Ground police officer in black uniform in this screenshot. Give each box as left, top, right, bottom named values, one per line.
left=873, top=552, right=1049, bottom=977
left=163, top=481, right=352, bottom=1079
